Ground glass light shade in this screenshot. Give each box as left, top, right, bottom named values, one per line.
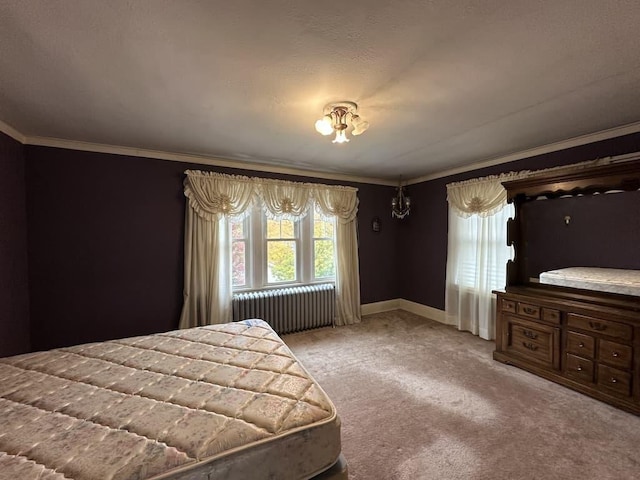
left=332, top=129, right=349, bottom=144
left=315, top=117, right=333, bottom=136
left=353, top=120, right=369, bottom=135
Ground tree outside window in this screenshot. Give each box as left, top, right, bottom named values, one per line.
left=266, top=218, right=297, bottom=283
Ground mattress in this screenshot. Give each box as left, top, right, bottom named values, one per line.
left=539, top=267, right=640, bottom=297
left=0, top=319, right=343, bottom=480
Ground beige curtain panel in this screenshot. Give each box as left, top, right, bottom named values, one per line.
left=446, top=171, right=527, bottom=218
left=179, top=171, right=255, bottom=329
left=179, top=170, right=361, bottom=329
left=314, top=185, right=361, bottom=326
left=257, top=178, right=313, bottom=220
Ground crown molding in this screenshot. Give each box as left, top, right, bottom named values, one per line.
left=3, top=118, right=639, bottom=186
left=24, top=136, right=397, bottom=186
left=0, top=119, right=26, bottom=144
left=406, top=121, right=640, bottom=185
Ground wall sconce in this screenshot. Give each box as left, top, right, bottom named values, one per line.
left=391, top=183, right=411, bottom=219
left=315, top=101, right=369, bottom=144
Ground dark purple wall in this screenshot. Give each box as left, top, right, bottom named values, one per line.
left=401, top=132, right=640, bottom=310
left=522, top=190, right=640, bottom=278
left=25, top=146, right=398, bottom=350
left=0, top=132, right=30, bottom=356
left=20, top=131, right=640, bottom=351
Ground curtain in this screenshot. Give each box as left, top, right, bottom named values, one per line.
left=445, top=204, right=514, bottom=339
left=180, top=170, right=360, bottom=329
left=179, top=171, right=255, bottom=329
left=315, top=186, right=361, bottom=326
left=257, top=178, right=313, bottom=220
left=445, top=173, right=522, bottom=340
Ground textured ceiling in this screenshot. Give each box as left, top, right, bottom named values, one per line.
left=1, top=1, right=640, bottom=180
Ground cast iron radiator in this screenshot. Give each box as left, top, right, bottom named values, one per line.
left=232, top=283, right=335, bottom=334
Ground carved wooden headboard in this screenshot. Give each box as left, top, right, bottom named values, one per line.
left=501, top=159, right=640, bottom=289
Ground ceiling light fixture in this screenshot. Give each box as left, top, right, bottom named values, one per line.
left=391, top=181, right=411, bottom=219
left=315, top=101, right=369, bottom=144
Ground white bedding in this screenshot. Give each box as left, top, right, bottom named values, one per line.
left=539, top=267, right=640, bottom=297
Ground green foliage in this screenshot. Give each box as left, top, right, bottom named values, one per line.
left=268, top=241, right=296, bottom=282
left=314, top=240, right=335, bottom=278
left=314, top=218, right=334, bottom=237
left=267, top=219, right=294, bottom=239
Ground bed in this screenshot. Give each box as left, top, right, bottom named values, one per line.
left=539, top=267, right=640, bottom=297
left=0, top=319, right=347, bottom=480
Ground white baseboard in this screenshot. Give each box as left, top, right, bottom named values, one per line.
left=360, top=298, right=449, bottom=325
left=360, top=299, right=400, bottom=316
left=397, top=299, right=450, bottom=325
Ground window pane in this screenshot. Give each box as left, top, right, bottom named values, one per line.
left=266, top=219, right=281, bottom=239
left=267, top=240, right=296, bottom=282
left=314, top=218, right=334, bottom=238
left=232, top=241, right=246, bottom=287
left=280, top=219, right=295, bottom=238
left=231, top=221, right=244, bottom=240
left=267, top=219, right=295, bottom=238
left=314, top=239, right=335, bottom=278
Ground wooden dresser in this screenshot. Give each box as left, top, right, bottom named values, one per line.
left=494, top=286, right=640, bottom=414
left=493, top=159, right=640, bottom=414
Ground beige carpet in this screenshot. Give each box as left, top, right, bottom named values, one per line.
left=283, top=310, right=640, bottom=480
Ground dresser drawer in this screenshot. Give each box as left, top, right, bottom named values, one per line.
left=504, top=317, right=559, bottom=369
left=597, top=364, right=632, bottom=397
left=564, top=353, right=594, bottom=383
left=501, top=298, right=516, bottom=313
left=566, top=313, right=632, bottom=341
left=542, top=308, right=561, bottom=324
left=566, top=331, right=595, bottom=358
left=598, top=340, right=633, bottom=370
left=516, top=302, right=540, bottom=320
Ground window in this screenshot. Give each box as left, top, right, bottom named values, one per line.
left=449, top=204, right=514, bottom=290
left=445, top=203, right=514, bottom=340
left=231, top=208, right=336, bottom=290
left=313, top=215, right=336, bottom=279
left=231, top=217, right=249, bottom=288
left=266, top=218, right=297, bottom=283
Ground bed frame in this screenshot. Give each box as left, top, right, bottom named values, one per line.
left=493, top=158, right=640, bottom=414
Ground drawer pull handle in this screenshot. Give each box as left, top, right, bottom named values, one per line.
left=589, top=321, right=606, bottom=331
left=612, top=352, right=620, bottom=358
left=576, top=366, right=583, bottom=372
left=522, top=307, right=537, bottom=315
left=611, top=377, right=618, bottom=384
left=522, top=329, right=538, bottom=340
left=522, top=342, right=538, bottom=351
left=578, top=342, right=585, bottom=348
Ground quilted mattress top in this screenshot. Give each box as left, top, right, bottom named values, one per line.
left=539, top=267, right=640, bottom=297
left=0, top=320, right=339, bottom=480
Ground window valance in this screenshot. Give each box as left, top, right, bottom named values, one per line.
left=184, top=170, right=359, bottom=221
left=446, top=172, right=527, bottom=218
left=257, top=178, right=313, bottom=221
left=446, top=157, right=614, bottom=218
left=314, top=185, right=359, bottom=223
left=184, top=171, right=255, bottom=221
